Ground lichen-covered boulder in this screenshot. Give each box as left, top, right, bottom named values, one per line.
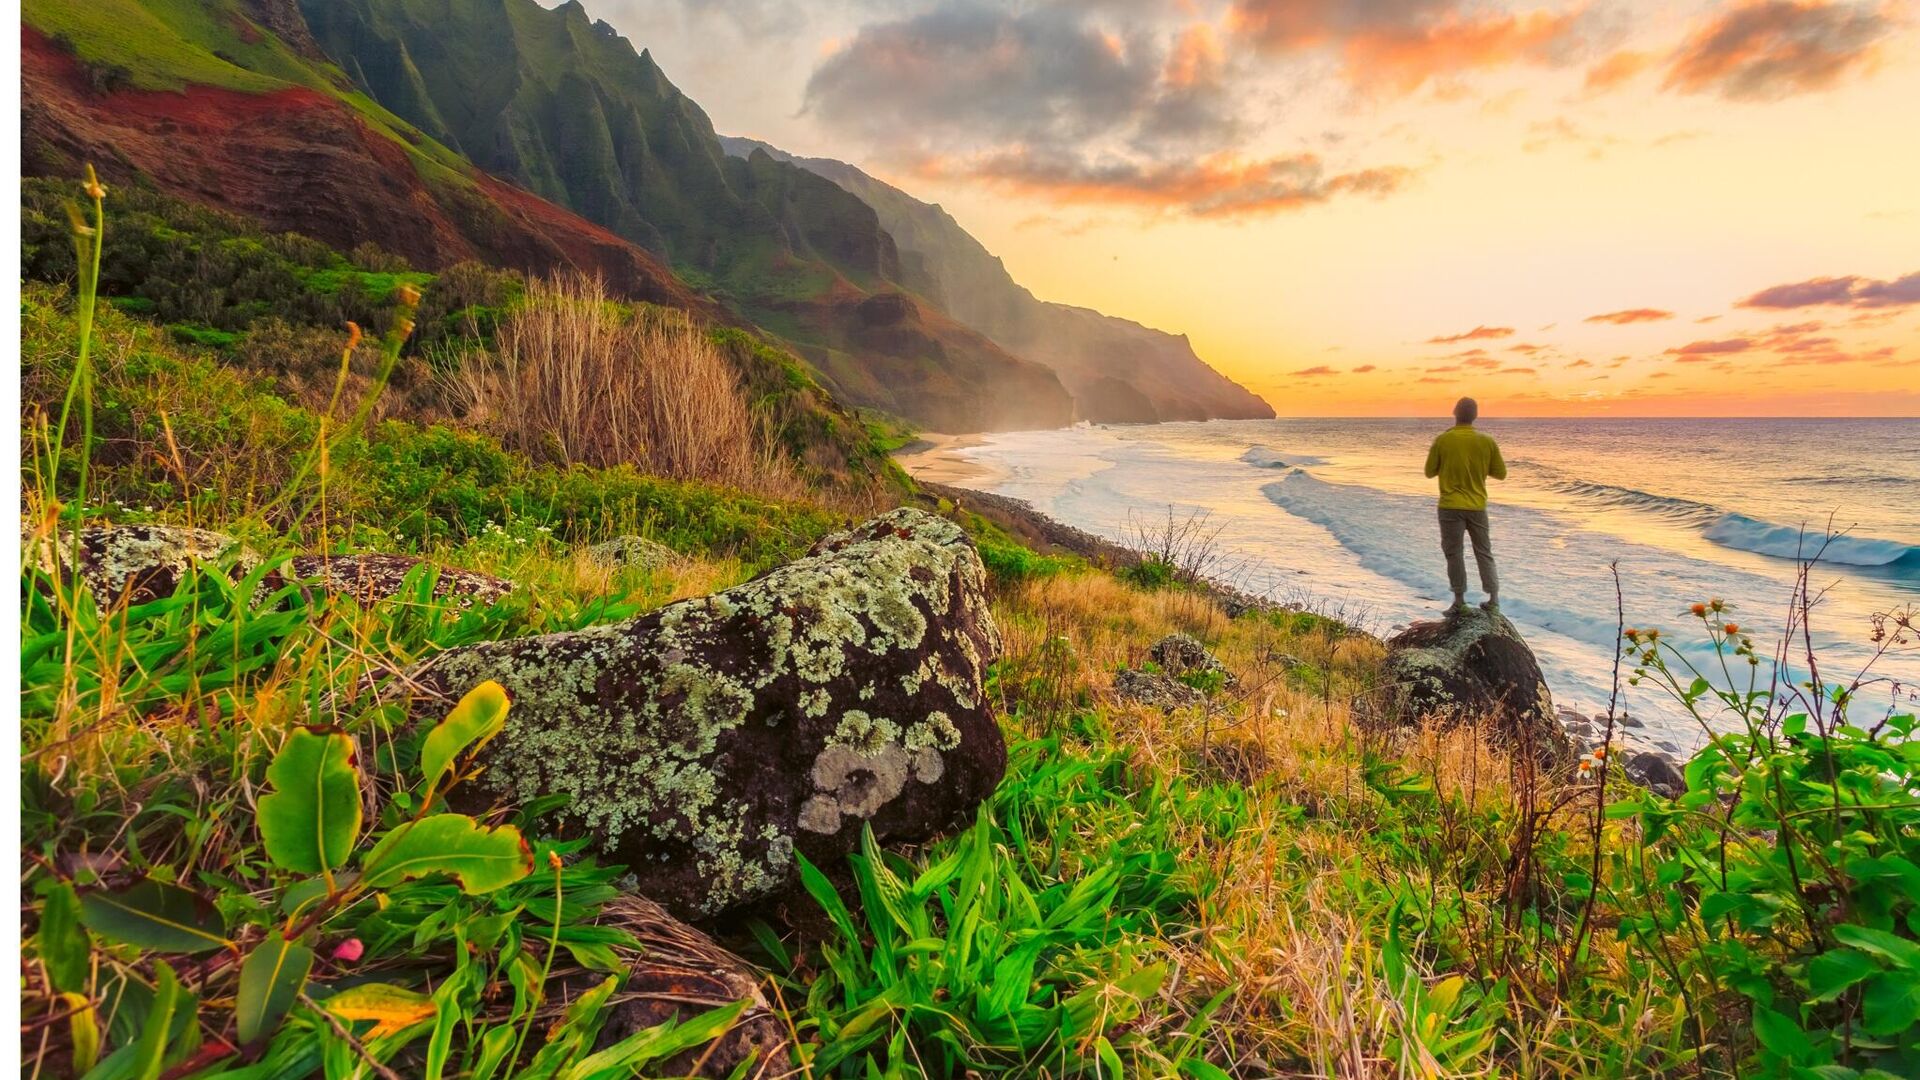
left=1113, top=668, right=1206, bottom=710
left=587, top=535, right=679, bottom=572
left=28, top=524, right=258, bottom=605
left=1382, top=608, right=1573, bottom=764
left=1148, top=633, right=1235, bottom=688
left=287, top=554, right=512, bottom=606
left=588, top=894, right=793, bottom=1077
left=402, top=508, right=1005, bottom=917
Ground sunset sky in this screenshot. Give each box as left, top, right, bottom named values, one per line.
left=579, top=0, right=1918, bottom=416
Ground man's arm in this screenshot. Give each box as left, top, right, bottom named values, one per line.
left=1487, top=437, right=1507, bottom=481
left=1424, top=437, right=1442, bottom=478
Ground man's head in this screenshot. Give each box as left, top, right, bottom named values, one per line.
left=1453, top=397, right=1479, bottom=425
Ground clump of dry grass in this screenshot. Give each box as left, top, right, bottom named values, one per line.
left=450, top=274, right=799, bottom=496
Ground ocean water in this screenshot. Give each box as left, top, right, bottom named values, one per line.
left=947, top=418, right=1920, bottom=750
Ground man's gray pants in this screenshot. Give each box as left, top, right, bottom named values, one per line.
left=1438, top=508, right=1498, bottom=599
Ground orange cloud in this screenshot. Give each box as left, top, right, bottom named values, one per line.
left=1227, top=1, right=1594, bottom=94
left=1585, top=307, right=1675, bottom=323
left=1584, top=49, right=1653, bottom=91
left=1343, top=10, right=1589, bottom=95
left=1663, top=1, right=1896, bottom=101
left=1427, top=324, right=1515, bottom=343
left=1165, top=23, right=1226, bottom=89
left=1291, top=365, right=1339, bottom=376
left=918, top=150, right=1413, bottom=218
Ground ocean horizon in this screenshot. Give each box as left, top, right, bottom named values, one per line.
left=929, top=416, right=1920, bottom=752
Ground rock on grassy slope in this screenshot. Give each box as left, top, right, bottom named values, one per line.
left=404, top=508, right=1007, bottom=917
left=723, top=136, right=1277, bottom=423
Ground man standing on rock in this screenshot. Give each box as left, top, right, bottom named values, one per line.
left=1424, top=397, right=1505, bottom=614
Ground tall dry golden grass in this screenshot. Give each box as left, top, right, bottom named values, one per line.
left=451, top=274, right=798, bottom=495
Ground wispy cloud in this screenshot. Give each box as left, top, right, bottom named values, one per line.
left=1427, top=324, right=1515, bottom=343
left=804, top=6, right=1412, bottom=218
left=1291, top=365, right=1340, bottom=376
left=1666, top=337, right=1756, bottom=358
left=1737, top=270, right=1920, bottom=309
left=1663, top=1, right=1896, bottom=101
left=1585, top=307, right=1675, bottom=324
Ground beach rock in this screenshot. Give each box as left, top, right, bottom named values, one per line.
left=587, top=894, right=793, bottom=1078
left=401, top=508, right=1004, bottom=917
left=1113, top=668, right=1207, bottom=710
left=1624, top=751, right=1686, bottom=798
left=1148, top=633, right=1236, bottom=689
left=288, top=553, right=512, bottom=606
left=1382, top=607, right=1573, bottom=764
left=28, top=524, right=259, bottom=605
left=587, top=535, right=679, bottom=572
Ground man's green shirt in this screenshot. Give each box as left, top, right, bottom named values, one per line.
left=1424, top=424, right=1507, bottom=511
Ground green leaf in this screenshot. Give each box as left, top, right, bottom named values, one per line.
left=1862, top=972, right=1920, bottom=1037
left=79, top=879, right=230, bottom=954
left=361, top=815, right=533, bottom=894
left=560, top=998, right=749, bottom=1080
left=419, top=680, right=511, bottom=797
left=258, top=727, right=363, bottom=875
left=1807, top=948, right=1881, bottom=1003
left=39, top=882, right=93, bottom=993
left=131, top=962, right=182, bottom=1080
left=1752, top=1005, right=1815, bottom=1063
left=1180, top=1062, right=1234, bottom=1080
left=236, top=935, right=313, bottom=1044
left=1833, top=925, right=1920, bottom=969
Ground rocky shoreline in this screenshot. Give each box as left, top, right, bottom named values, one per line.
left=919, top=479, right=1692, bottom=791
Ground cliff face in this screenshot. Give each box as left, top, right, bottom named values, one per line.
left=294, top=0, right=1072, bottom=430
left=21, top=0, right=1075, bottom=432
left=20, top=26, right=700, bottom=311
left=722, top=137, right=1277, bottom=424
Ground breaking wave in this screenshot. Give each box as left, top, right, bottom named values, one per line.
left=1240, top=445, right=1326, bottom=469
left=1542, top=476, right=1917, bottom=569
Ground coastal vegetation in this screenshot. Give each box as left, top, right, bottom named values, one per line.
left=19, top=176, right=1919, bottom=1079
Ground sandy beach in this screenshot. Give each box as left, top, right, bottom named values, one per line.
left=890, top=432, right=999, bottom=486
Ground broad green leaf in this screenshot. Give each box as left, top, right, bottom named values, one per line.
left=1180, top=1062, right=1234, bottom=1080
left=1833, top=925, right=1920, bottom=969
left=236, top=935, right=313, bottom=1044
left=361, top=815, right=533, bottom=894
left=258, top=727, right=363, bottom=875
left=1807, top=947, right=1881, bottom=1002
left=79, top=879, right=230, bottom=954
left=323, top=983, right=438, bottom=1040
left=419, top=680, right=511, bottom=796
left=1752, top=1005, right=1814, bottom=1063
left=39, top=882, right=92, bottom=992
left=1862, top=972, right=1920, bottom=1037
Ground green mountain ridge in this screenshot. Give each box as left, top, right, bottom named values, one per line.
left=294, top=0, right=1076, bottom=431
left=720, top=136, right=1277, bottom=424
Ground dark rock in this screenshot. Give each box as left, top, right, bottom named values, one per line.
left=1148, top=633, right=1236, bottom=688
left=1113, top=668, right=1206, bottom=710
left=589, top=894, right=794, bottom=1078
left=400, top=508, right=1005, bottom=917
left=29, top=525, right=258, bottom=605
left=587, top=535, right=679, bottom=572
left=1382, top=608, right=1573, bottom=764
left=288, top=553, right=512, bottom=606
left=1624, top=752, right=1686, bottom=798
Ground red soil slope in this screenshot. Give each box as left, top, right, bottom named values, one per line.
left=21, top=27, right=701, bottom=312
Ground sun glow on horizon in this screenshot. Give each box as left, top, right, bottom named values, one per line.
left=595, top=0, right=1917, bottom=415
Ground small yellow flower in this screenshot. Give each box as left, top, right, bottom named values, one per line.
left=83, top=164, right=107, bottom=201
left=547, top=850, right=563, bottom=872
left=396, top=283, right=422, bottom=307
left=344, top=321, right=363, bottom=352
